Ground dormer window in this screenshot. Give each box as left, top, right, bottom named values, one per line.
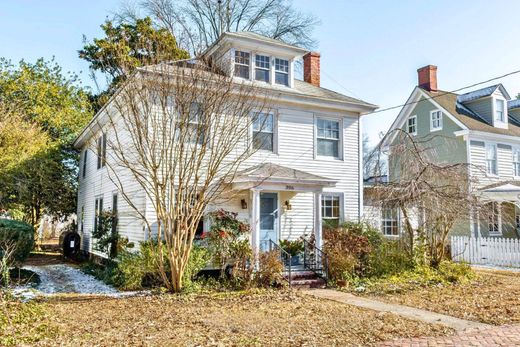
left=234, top=51, right=250, bottom=79
left=495, top=99, right=505, bottom=122
left=255, top=55, right=270, bottom=82
left=275, top=58, right=289, bottom=86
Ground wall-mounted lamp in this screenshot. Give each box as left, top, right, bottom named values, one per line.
left=284, top=200, right=292, bottom=211
left=241, top=199, right=248, bottom=209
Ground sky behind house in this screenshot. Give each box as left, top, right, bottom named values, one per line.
left=1, top=1, right=520, bottom=146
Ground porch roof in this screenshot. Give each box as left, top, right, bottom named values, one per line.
left=479, top=182, right=520, bottom=202
left=232, top=163, right=337, bottom=191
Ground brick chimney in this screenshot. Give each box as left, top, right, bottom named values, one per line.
left=417, top=65, right=438, bottom=91
left=303, top=52, right=320, bottom=87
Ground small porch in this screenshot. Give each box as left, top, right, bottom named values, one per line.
left=475, top=183, right=520, bottom=238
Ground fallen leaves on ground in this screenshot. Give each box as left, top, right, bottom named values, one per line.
left=4, top=290, right=452, bottom=346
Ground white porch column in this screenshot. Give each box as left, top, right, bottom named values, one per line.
left=250, top=189, right=261, bottom=257
left=314, top=190, right=323, bottom=250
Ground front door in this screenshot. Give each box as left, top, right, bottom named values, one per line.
left=260, top=192, right=279, bottom=250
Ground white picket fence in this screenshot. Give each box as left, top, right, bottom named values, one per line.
left=451, top=236, right=520, bottom=268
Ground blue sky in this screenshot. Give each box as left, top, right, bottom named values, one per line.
left=2, top=1, right=520, bottom=146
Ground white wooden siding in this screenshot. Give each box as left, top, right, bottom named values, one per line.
left=469, top=140, right=516, bottom=188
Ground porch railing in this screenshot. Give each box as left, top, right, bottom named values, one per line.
left=262, top=239, right=292, bottom=287
left=302, top=239, right=329, bottom=281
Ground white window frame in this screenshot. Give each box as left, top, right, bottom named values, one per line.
left=274, top=58, right=289, bottom=86
left=315, top=116, right=343, bottom=160
left=94, top=196, right=103, bottom=233
left=381, top=206, right=400, bottom=237
left=485, top=143, right=498, bottom=176
left=321, top=193, right=344, bottom=225
left=513, top=147, right=520, bottom=178
left=430, top=110, right=443, bottom=132
left=495, top=98, right=505, bottom=123
left=254, top=54, right=270, bottom=83
left=488, top=202, right=502, bottom=236
left=251, top=112, right=277, bottom=153
left=97, top=133, right=106, bottom=170
left=407, top=115, right=417, bottom=135
left=82, top=149, right=88, bottom=178
left=233, top=50, right=250, bottom=80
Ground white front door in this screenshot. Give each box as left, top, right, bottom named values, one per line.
left=260, top=192, right=279, bottom=250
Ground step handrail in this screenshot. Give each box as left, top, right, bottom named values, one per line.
left=302, top=238, right=329, bottom=281
left=268, top=239, right=292, bottom=287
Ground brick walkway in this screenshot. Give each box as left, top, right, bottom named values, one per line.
left=379, top=325, right=520, bottom=346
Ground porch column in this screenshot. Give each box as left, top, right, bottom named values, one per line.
left=314, top=190, right=323, bottom=250
left=250, top=189, right=261, bottom=258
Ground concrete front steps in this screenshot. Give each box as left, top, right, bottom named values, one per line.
left=284, top=270, right=326, bottom=289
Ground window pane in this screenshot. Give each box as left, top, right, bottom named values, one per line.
left=255, top=68, right=269, bottom=82
left=234, top=64, right=249, bottom=79
left=253, top=132, right=273, bottom=151
left=275, top=58, right=288, bottom=72
left=275, top=72, right=288, bottom=86
left=317, top=139, right=339, bottom=157
left=255, top=55, right=270, bottom=69
left=253, top=113, right=273, bottom=132
left=235, top=51, right=250, bottom=65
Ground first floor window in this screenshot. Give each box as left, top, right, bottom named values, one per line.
left=430, top=110, right=442, bottom=131
left=252, top=112, right=274, bottom=151
left=188, top=102, right=204, bottom=144
left=488, top=202, right=501, bottom=235
left=516, top=213, right=520, bottom=230
left=255, top=54, right=270, bottom=82
left=514, top=149, right=520, bottom=176
left=486, top=144, right=497, bottom=175
left=322, top=195, right=341, bottom=227
left=94, top=197, right=103, bottom=233
left=317, top=118, right=340, bottom=158
left=80, top=205, right=85, bottom=234
left=234, top=51, right=250, bottom=79
left=381, top=207, right=399, bottom=236
left=112, top=193, right=118, bottom=235
left=407, top=116, right=417, bottom=135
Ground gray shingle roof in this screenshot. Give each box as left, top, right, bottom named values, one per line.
left=509, top=99, right=520, bottom=110
left=235, top=163, right=336, bottom=185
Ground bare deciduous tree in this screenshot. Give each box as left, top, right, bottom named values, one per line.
left=89, top=57, right=273, bottom=291
left=117, top=0, right=320, bottom=54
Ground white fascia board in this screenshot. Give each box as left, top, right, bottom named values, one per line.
left=464, top=130, right=520, bottom=145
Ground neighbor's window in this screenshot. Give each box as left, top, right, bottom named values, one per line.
left=381, top=207, right=399, bottom=236
left=255, top=54, right=270, bottom=82
left=486, top=143, right=498, bottom=175
left=94, top=196, right=103, bottom=233
left=252, top=112, right=274, bottom=151
left=495, top=99, right=505, bottom=122
left=97, top=133, right=107, bottom=169
left=317, top=118, right=340, bottom=158
left=516, top=212, right=520, bottom=230
left=322, top=195, right=341, bottom=227
left=82, top=149, right=88, bottom=178
left=275, top=58, right=289, bottom=86
left=488, top=202, right=501, bottom=236
left=514, top=148, right=520, bottom=177
left=407, top=116, right=417, bottom=135
left=234, top=51, right=250, bottom=79
left=430, top=110, right=442, bottom=131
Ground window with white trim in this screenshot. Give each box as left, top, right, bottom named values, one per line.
left=381, top=207, right=399, bottom=236
left=486, top=143, right=498, bottom=175
left=430, top=110, right=442, bottom=131
left=274, top=58, right=289, bottom=86
left=322, top=195, right=341, bottom=227
left=407, top=116, right=417, bottom=135
left=514, top=148, right=520, bottom=177
left=80, top=205, right=85, bottom=234
left=188, top=102, right=204, bottom=144
left=495, top=99, right=505, bottom=122
left=82, top=149, right=88, bottom=178
left=255, top=54, right=270, bottom=82
left=94, top=196, right=103, bottom=233
left=234, top=51, right=250, bottom=79
left=97, top=133, right=106, bottom=169
left=252, top=112, right=274, bottom=151
left=317, top=118, right=340, bottom=158
left=488, top=202, right=501, bottom=236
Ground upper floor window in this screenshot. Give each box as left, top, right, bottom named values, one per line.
left=252, top=112, right=274, bottom=151
left=322, top=194, right=341, bottom=227
left=430, top=110, right=442, bottom=131
left=407, top=116, right=417, bottom=135
left=275, top=58, right=289, bottom=86
left=514, top=148, right=520, bottom=177
left=234, top=51, right=250, bottom=79
left=486, top=143, right=497, bottom=175
left=255, top=55, right=270, bottom=82
left=188, top=102, right=204, bottom=145
left=82, top=149, right=88, bottom=178
left=97, top=133, right=106, bottom=169
left=382, top=206, right=399, bottom=236
left=495, top=99, right=505, bottom=122
left=317, top=118, right=340, bottom=158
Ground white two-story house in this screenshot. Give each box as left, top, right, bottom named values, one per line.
left=73, top=31, right=377, bottom=260
left=374, top=65, right=520, bottom=239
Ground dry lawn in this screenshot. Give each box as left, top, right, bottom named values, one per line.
left=364, top=269, right=520, bottom=325
left=3, top=290, right=452, bottom=346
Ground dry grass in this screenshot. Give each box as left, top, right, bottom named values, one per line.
left=3, top=290, right=452, bottom=346
left=364, top=269, right=520, bottom=326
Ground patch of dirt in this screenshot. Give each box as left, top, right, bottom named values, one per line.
left=363, top=270, right=520, bottom=326
left=24, top=252, right=69, bottom=266
left=26, top=290, right=452, bottom=346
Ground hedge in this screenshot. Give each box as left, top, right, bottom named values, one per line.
left=0, top=219, right=35, bottom=265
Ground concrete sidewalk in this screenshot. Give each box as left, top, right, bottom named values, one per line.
left=305, top=289, right=490, bottom=331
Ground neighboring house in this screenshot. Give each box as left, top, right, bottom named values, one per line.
left=368, top=65, right=520, bottom=239
left=73, top=31, right=377, bottom=260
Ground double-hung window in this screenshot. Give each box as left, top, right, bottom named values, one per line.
left=495, top=99, right=505, bottom=123
left=430, top=110, right=442, bottom=131
left=317, top=118, right=340, bottom=158
left=514, top=148, right=520, bottom=177
left=252, top=112, right=274, bottom=151
left=486, top=143, right=498, bottom=175
left=188, top=102, right=204, bottom=144
left=234, top=51, right=250, bottom=79
left=381, top=207, right=399, bottom=236
left=488, top=202, right=501, bottom=236
left=322, top=195, right=341, bottom=227
left=275, top=58, right=289, bottom=86
left=112, top=193, right=118, bottom=235
left=255, top=55, right=270, bottom=82
left=97, top=133, right=106, bottom=169
left=80, top=205, right=85, bottom=234
left=82, top=150, right=88, bottom=178
left=407, top=116, right=417, bottom=135
left=94, top=196, right=103, bottom=233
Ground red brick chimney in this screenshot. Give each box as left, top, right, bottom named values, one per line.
left=417, top=65, right=438, bottom=91
left=303, top=52, right=320, bottom=87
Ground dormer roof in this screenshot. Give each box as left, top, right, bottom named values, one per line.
left=457, top=84, right=511, bottom=104
left=508, top=99, right=520, bottom=110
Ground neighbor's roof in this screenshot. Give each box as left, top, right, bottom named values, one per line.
left=509, top=99, right=520, bottom=110
left=457, top=84, right=511, bottom=103
left=422, top=88, right=520, bottom=137
left=234, top=163, right=336, bottom=185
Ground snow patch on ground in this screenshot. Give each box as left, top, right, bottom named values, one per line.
left=471, top=264, right=520, bottom=272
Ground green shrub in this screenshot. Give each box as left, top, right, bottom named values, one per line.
left=367, top=240, right=413, bottom=277
left=437, top=261, right=475, bottom=283
left=0, top=219, right=34, bottom=265
left=279, top=239, right=304, bottom=256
